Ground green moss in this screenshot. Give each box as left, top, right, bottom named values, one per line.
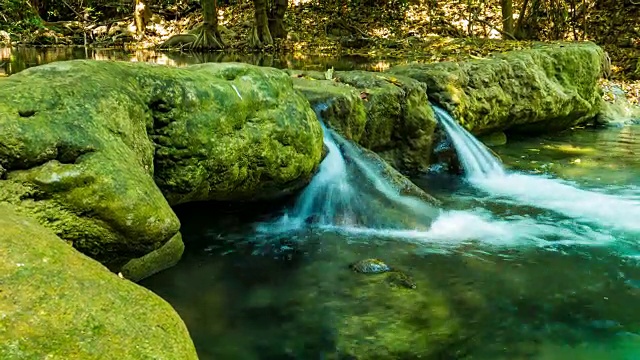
left=288, top=69, right=437, bottom=174
left=0, top=60, right=322, bottom=275
left=389, top=42, right=605, bottom=135
left=290, top=75, right=367, bottom=142
left=0, top=203, right=198, bottom=360
left=335, top=274, right=459, bottom=359
left=120, top=232, right=185, bottom=282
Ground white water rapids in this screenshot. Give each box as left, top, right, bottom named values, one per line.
left=257, top=104, right=639, bottom=252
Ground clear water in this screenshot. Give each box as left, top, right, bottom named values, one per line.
left=142, top=121, right=640, bottom=359
left=0, top=47, right=394, bottom=75
left=6, top=47, right=640, bottom=359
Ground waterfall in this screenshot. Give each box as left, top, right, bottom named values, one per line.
left=432, top=105, right=505, bottom=179
left=433, top=104, right=640, bottom=233
left=257, top=104, right=440, bottom=234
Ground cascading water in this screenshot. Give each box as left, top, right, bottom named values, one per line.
left=432, top=106, right=505, bottom=178
left=257, top=104, right=440, bottom=234
left=433, top=104, right=640, bottom=233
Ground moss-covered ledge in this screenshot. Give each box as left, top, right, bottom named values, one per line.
left=0, top=203, right=198, bottom=360
left=288, top=70, right=437, bottom=174
left=0, top=60, right=323, bottom=280
left=388, top=42, right=606, bottom=135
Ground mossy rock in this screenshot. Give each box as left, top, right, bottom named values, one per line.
left=0, top=203, right=198, bottom=360
left=478, top=131, right=507, bottom=147
left=287, top=69, right=437, bottom=174
left=0, top=60, right=322, bottom=273
left=389, top=42, right=606, bottom=135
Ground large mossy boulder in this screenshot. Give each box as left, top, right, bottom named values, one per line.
left=288, top=70, right=437, bottom=174
left=388, top=43, right=606, bottom=135
left=0, top=203, right=198, bottom=360
left=0, top=60, right=322, bottom=275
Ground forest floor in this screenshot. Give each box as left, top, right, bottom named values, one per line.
left=1, top=1, right=638, bottom=105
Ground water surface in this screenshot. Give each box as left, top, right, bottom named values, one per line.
left=143, top=123, right=640, bottom=359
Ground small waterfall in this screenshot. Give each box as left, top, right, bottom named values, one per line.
left=432, top=105, right=505, bottom=179
left=285, top=121, right=364, bottom=228
left=433, top=104, right=640, bottom=233
left=257, top=104, right=440, bottom=233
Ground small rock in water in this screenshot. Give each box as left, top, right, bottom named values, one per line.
left=386, top=271, right=417, bottom=289
left=349, top=258, right=391, bottom=274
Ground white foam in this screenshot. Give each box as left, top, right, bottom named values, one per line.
left=470, top=173, right=640, bottom=233
left=321, top=210, right=616, bottom=249
left=433, top=104, right=640, bottom=234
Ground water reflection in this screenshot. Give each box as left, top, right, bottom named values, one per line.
left=0, top=46, right=395, bottom=75
left=494, top=126, right=640, bottom=189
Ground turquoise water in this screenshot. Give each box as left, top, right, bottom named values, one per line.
left=142, top=125, right=640, bottom=359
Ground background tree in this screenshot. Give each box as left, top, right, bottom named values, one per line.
left=249, top=0, right=288, bottom=48
left=500, top=0, right=514, bottom=35
left=157, top=0, right=225, bottom=50
left=192, top=0, right=225, bottom=49
left=134, top=0, right=152, bottom=37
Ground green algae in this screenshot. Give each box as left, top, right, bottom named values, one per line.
left=389, top=42, right=605, bottom=135
left=0, top=203, right=198, bottom=360
left=0, top=60, right=322, bottom=275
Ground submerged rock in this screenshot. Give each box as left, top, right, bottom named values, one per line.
left=389, top=43, right=606, bottom=135
left=350, top=259, right=417, bottom=289
left=337, top=265, right=458, bottom=359
left=0, top=60, right=322, bottom=276
left=288, top=70, right=438, bottom=174
left=0, top=203, right=198, bottom=360
left=349, top=258, right=392, bottom=273
left=386, top=270, right=417, bottom=289
left=478, top=131, right=508, bottom=147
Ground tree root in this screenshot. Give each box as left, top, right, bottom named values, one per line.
left=157, top=23, right=224, bottom=50
left=158, top=34, right=197, bottom=49
left=248, top=23, right=273, bottom=49
left=191, top=23, right=225, bottom=50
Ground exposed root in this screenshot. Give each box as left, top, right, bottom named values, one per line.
left=157, top=23, right=224, bottom=50
left=158, top=34, right=197, bottom=49
left=191, top=23, right=225, bottom=50
left=248, top=23, right=273, bottom=49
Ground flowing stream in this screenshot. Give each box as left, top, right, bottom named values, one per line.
left=255, top=104, right=440, bottom=234
left=433, top=105, right=640, bottom=235
left=125, top=77, right=640, bottom=359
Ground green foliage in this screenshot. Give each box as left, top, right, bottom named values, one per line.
left=0, top=0, right=43, bottom=32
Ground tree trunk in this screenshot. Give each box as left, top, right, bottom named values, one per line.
left=500, top=0, right=514, bottom=36
left=134, top=0, right=152, bottom=36
left=269, top=0, right=288, bottom=39
left=514, top=0, right=531, bottom=39
left=191, top=0, right=225, bottom=50
left=250, top=0, right=273, bottom=47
